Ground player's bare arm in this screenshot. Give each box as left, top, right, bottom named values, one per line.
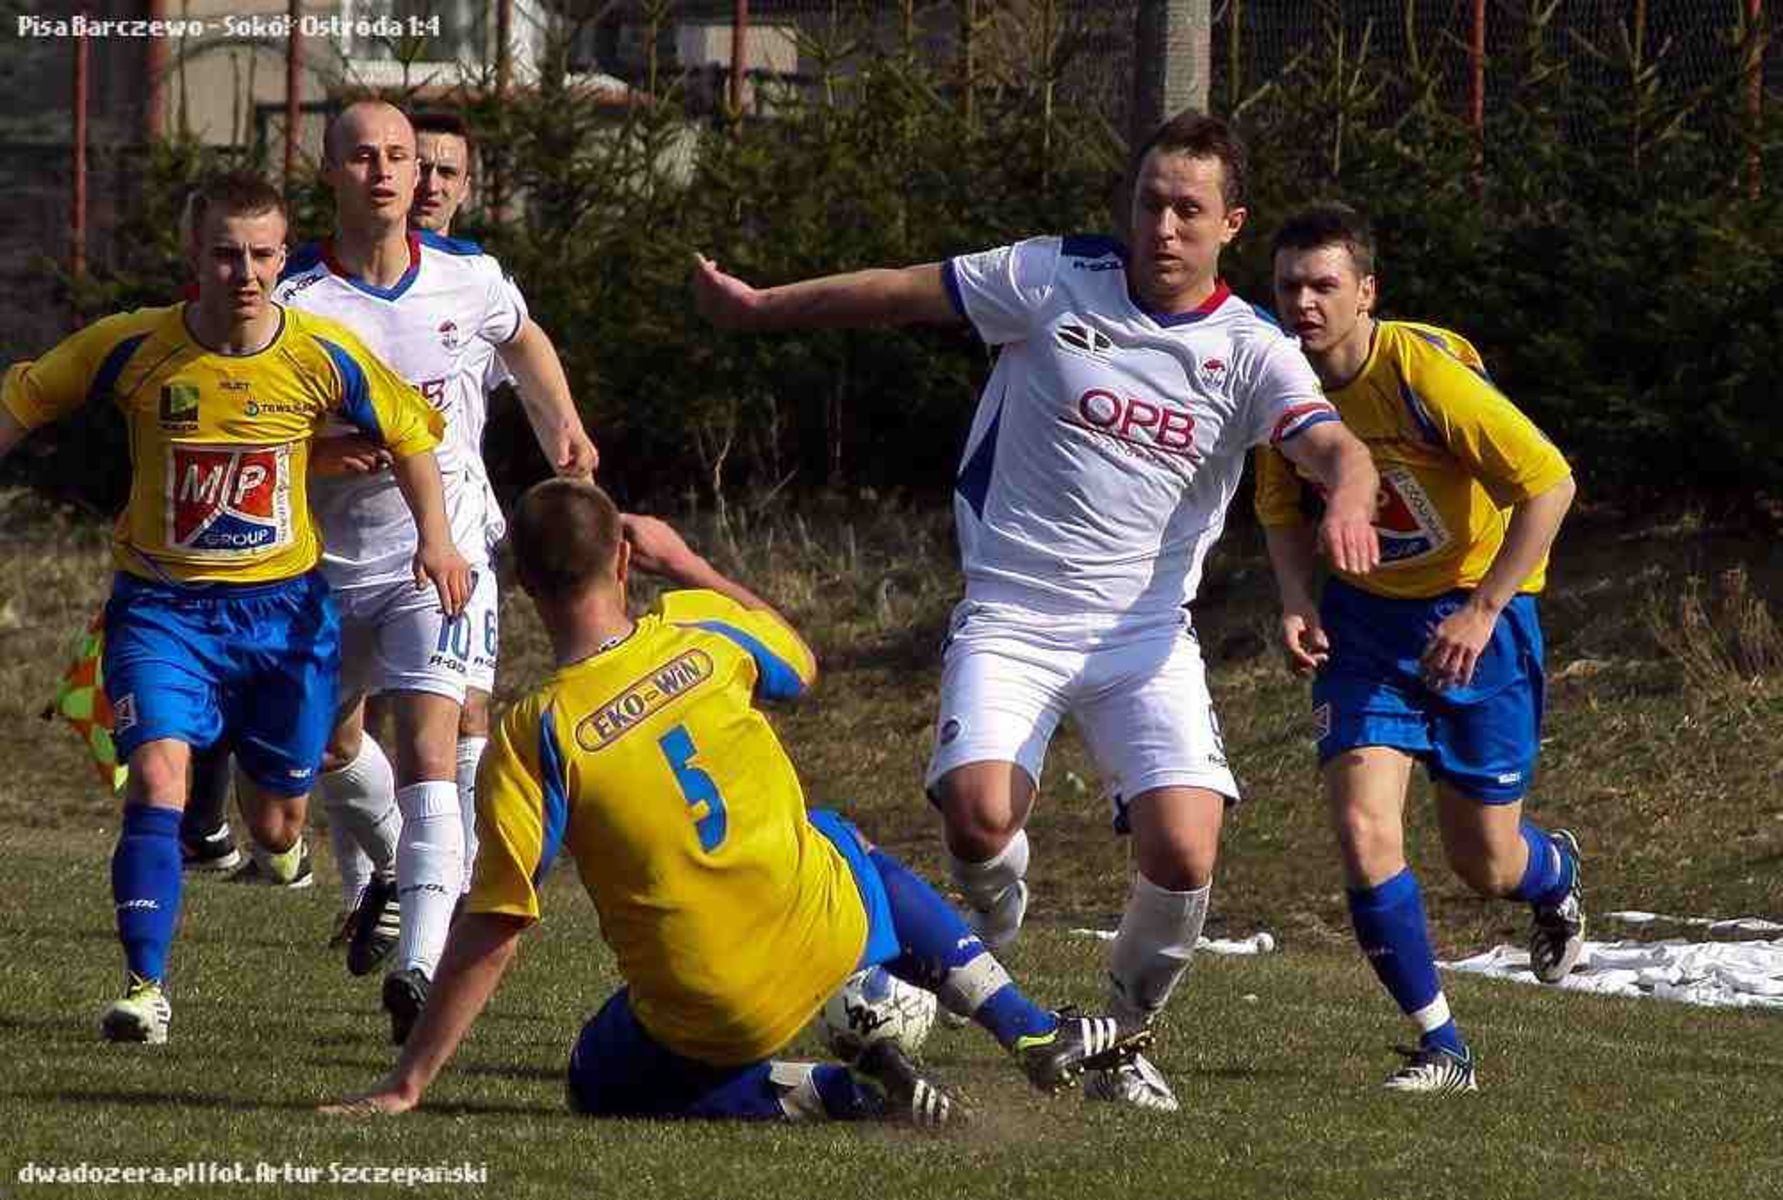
left=308, top=433, right=391, bottom=477
left=692, top=255, right=960, bottom=331
left=324, top=912, right=528, bottom=1114
left=496, top=319, right=598, bottom=478
left=1262, top=522, right=1329, bottom=676
left=389, top=449, right=473, bottom=615
left=1278, top=420, right=1381, bottom=576
left=621, top=513, right=818, bottom=677
left=1421, top=472, right=1576, bottom=690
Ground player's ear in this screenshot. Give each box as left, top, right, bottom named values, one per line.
left=1358, top=272, right=1377, bottom=315
left=614, top=538, right=631, bottom=592
left=1221, top=204, right=1247, bottom=245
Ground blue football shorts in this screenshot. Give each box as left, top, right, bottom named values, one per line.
left=1312, top=578, right=1545, bottom=804
left=102, top=570, right=340, bottom=797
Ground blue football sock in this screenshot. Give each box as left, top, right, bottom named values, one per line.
left=1510, top=819, right=1573, bottom=906
left=810, top=1063, right=879, bottom=1120
left=1348, top=868, right=1465, bottom=1056
left=112, top=805, right=184, bottom=983
left=868, top=847, right=1055, bottom=1047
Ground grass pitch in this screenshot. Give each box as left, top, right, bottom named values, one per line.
left=2, top=490, right=1782, bottom=1198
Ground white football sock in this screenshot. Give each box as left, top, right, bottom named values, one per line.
left=1107, top=872, right=1211, bottom=1029
left=394, top=779, right=463, bottom=978
left=455, top=736, right=487, bottom=895
left=326, top=819, right=373, bottom=911
left=320, top=735, right=400, bottom=882
left=947, top=829, right=1030, bottom=951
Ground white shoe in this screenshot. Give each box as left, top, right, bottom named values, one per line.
left=1083, top=1052, right=1179, bottom=1111
left=101, top=974, right=171, bottom=1044
left=967, top=880, right=1028, bottom=953
left=1382, top=1044, right=1479, bottom=1094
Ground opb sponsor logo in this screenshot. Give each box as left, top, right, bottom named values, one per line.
left=1074, top=388, right=1198, bottom=455
left=166, top=443, right=293, bottom=557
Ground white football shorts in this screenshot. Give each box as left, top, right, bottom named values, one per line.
left=333, top=567, right=496, bottom=704
left=924, top=600, right=1240, bottom=823
left=463, top=564, right=499, bottom=695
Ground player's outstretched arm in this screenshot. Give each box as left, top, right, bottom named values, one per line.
left=692, top=254, right=961, bottom=331
left=322, top=912, right=527, bottom=1115
left=388, top=449, right=473, bottom=615
left=1262, top=523, right=1330, bottom=676
left=1278, top=421, right=1381, bottom=576
left=496, top=319, right=598, bottom=479
left=622, top=512, right=817, bottom=674
left=1420, top=472, right=1576, bottom=690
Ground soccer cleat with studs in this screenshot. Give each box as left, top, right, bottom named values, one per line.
left=1084, top=1052, right=1180, bottom=1111
left=1383, top=1044, right=1479, bottom=1094
left=101, top=974, right=171, bottom=1044
left=850, top=1040, right=963, bottom=1128
left=180, top=822, right=242, bottom=873
left=347, top=874, right=401, bottom=977
left=1529, top=829, right=1586, bottom=984
left=226, top=842, right=314, bottom=889
left=382, top=966, right=431, bottom=1046
left=1012, top=1009, right=1152, bottom=1094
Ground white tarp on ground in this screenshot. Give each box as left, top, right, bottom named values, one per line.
left=1440, top=912, right=1783, bottom=1010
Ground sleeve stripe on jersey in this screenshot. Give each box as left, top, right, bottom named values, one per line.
left=940, top=259, right=967, bottom=319
left=532, top=707, right=571, bottom=888
left=1271, top=401, right=1340, bottom=444
left=1399, top=381, right=1443, bottom=445
left=85, top=332, right=151, bottom=410
left=688, top=620, right=808, bottom=701
left=315, top=336, right=386, bottom=443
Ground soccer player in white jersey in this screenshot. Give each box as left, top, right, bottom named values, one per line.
left=275, top=100, right=596, bottom=1045
left=694, top=110, right=1382, bottom=1109
left=331, top=112, right=549, bottom=944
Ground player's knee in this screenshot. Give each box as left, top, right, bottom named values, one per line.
left=459, top=692, right=491, bottom=739
left=126, top=747, right=187, bottom=808
left=323, top=727, right=363, bottom=773
left=936, top=789, right=1023, bottom=861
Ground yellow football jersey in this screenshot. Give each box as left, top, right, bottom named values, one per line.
left=1, top=304, right=442, bottom=584
left=1254, top=319, right=1571, bottom=599
left=470, top=589, right=866, bottom=1066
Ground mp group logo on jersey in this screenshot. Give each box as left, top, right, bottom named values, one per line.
left=166, top=443, right=294, bottom=557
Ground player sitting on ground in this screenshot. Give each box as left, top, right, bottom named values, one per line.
left=1260, top=201, right=1583, bottom=1093
left=327, top=480, right=1149, bottom=1123
left=693, top=109, right=1382, bottom=1110
left=0, top=170, right=468, bottom=1044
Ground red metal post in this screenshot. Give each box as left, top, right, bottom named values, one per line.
left=145, top=0, right=167, bottom=140
left=731, top=0, right=750, bottom=117
left=285, top=0, right=303, bottom=188
left=1748, top=0, right=1764, bottom=199
left=72, top=11, right=89, bottom=290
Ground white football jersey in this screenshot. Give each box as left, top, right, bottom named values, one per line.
left=943, top=235, right=1337, bottom=618
left=274, top=231, right=527, bottom=586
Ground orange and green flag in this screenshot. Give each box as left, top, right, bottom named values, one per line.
left=42, top=613, right=127, bottom=793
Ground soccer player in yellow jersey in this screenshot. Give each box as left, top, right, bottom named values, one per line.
left=1258, top=203, right=1583, bottom=1094
left=0, top=172, right=471, bottom=1045
left=331, top=480, right=1150, bottom=1124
